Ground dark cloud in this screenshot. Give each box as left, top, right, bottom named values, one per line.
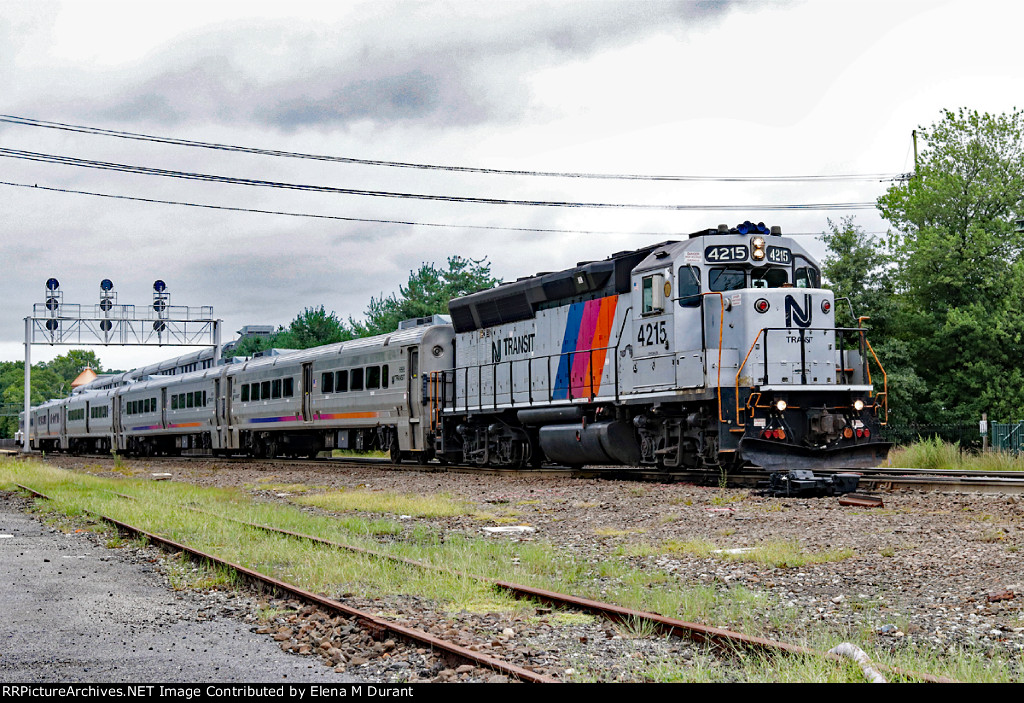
left=14, top=1, right=745, bottom=131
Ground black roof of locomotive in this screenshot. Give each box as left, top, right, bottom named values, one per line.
left=447, top=241, right=677, bottom=333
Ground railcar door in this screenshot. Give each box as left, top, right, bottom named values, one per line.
left=85, top=401, right=91, bottom=434
left=161, top=388, right=168, bottom=429
left=301, top=362, right=313, bottom=422
left=407, top=348, right=420, bottom=449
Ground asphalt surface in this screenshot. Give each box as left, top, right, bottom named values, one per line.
left=0, top=493, right=359, bottom=683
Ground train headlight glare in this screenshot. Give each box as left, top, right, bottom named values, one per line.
left=853, top=399, right=865, bottom=411
left=751, top=235, right=766, bottom=261
left=775, top=399, right=787, bottom=412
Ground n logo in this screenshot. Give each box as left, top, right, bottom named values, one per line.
left=784, top=294, right=813, bottom=328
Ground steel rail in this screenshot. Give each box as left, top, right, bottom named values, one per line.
left=15, top=483, right=556, bottom=684
left=185, top=506, right=953, bottom=683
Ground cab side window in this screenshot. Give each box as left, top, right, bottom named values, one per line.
left=677, top=266, right=701, bottom=307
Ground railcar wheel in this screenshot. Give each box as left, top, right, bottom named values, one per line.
left=390, top=440, right=402, bottom=465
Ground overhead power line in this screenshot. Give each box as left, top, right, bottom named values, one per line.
left=0, top=179, right=852, bottom=235
left=0, top=147, right=876, bottom=211
left=0, top=114, right=902, bottom=183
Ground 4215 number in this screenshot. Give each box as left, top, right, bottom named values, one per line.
left=637, top=320, right=668, bottom=347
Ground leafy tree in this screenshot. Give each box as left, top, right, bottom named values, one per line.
left=876, top=108, right=1024, bottom=423
left=40, top=350, right=104, bottom=386
left=283, top=306, right=353, bottom=348
left=350, top=256, right=500, bottom=337
left=820, top=216, right=894, bottom=329
left=0, top=362, right=65, bottom=438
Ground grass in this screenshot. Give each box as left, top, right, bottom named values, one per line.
left=295, top=488, right=471, bottom=518
left=887, top=436, right=1024, bottom=471
left=627, top=538, right=855, bottom=569
left=2, top=456, right=1018, bottom=682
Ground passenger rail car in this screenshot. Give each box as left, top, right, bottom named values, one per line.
left=26, top=321, right=454, bottom=461
left=430, top=223, right=890, bottom=471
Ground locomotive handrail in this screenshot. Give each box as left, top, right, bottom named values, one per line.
left=862, top=338, right=888, bottom=425
left=442, top=342, right=621, bottom=414
left=734, top=326, right=877, bottom=425
left=703, top=293, right=726, bottom=424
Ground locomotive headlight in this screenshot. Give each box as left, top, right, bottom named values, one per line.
left=751, top=236, right=766, bottom=260
left=853, top=399, right=865, bottom=411
left=775, top=399, right=787, bottom=412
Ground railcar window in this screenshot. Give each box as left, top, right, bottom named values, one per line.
left=367, top=366, right=380, bottom=390
left=382, top=364, right=389, bottom=389
left=677, top=266, right=701, bottom=307
left=795, top=266, right=821, bottom=288
left=351, top=368, right=364, bottom=391
left=283, top=378, right=294, bottom=397
left=242, top=385, right=250, bottom=402
left=261, top=381, right=271, bottom=399
left=272, top=379, right=282, bottom=399
left=186, top=393, right=194, bottom=408
left=709, top=268, right=746, bottom=292
left=172, top=395, right=179, bottom=410
left=321, top=372, right=334, bottom=394
left=751, top=268, right=789, bottom=288
left=336, top=370, right=348, bottom=392
left=251, top=383, right=260, bottom=401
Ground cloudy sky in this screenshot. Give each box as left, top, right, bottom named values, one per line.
left=2, top=0, right=1022, bottom=370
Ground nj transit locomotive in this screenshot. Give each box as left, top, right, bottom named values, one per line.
left=430, top=222, right=889, bottom=471
left=25, top=223, right=889, bottom=471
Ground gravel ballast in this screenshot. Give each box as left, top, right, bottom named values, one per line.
left=13, top=455, right=1024, bottom=682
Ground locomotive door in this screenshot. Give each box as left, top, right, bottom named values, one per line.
left=407, top=348, right=420, bottom=449
left=301, top=362, right=313, bottom=422
left=630, top=270, right=676, bottom=392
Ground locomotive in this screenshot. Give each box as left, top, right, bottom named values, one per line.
left=24, top=222, right=889, bottom=473
left=431, top=221, right=889, bottom=471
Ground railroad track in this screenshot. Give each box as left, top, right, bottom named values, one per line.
left=17, top=476, right=953, bottom=683
left=27, top=448, right=1024, bottom=493
left=16, top=482, right=555, bottom=683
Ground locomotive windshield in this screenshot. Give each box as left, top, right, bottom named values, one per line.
left=751, top=268, right=789, bottom=288
left=709, top=268, right=746, bottom=291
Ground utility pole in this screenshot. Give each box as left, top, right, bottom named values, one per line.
left=912, top=129, right=919, bottom=177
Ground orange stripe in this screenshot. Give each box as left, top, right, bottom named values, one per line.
left=587, top=297, right=619, bottom=395
left=317, top=411, right=378, bottom=420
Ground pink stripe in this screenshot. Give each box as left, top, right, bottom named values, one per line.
left=570, top=299, right=602, bottom=395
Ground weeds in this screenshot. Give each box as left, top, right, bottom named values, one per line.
left=296, top=489, right=470, bottom=518
left=887, top=437, right=1024, bottom=471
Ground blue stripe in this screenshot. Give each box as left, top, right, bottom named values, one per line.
left=552, top=302, right=585, bottom=400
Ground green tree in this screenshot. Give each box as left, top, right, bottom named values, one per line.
left=350, top=256, right=500, bottom=337
left=0, top=363, right=65, bottom=438
left=284, top=306, right=353, bottom=348
left=876, top=108, right=1024, bottom=423
left=40, top=350, right=104, bottom=386
left=820, top=216, right=893, bottom=329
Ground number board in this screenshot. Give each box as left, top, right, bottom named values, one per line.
left=766, top=246, right=791, bottom=264
left=704, top=245, right=748, bottom=263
